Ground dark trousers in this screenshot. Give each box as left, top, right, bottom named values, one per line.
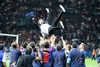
left=92, top=55, right=96, bottom=60
left=51, top=12, right=63, bottom=27
left=48, top=12, right=64, bottom=35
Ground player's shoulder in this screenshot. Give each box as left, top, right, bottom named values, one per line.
left=97, top=56, right=100, bottom=63
left=80, top=50, right=86, bottom=54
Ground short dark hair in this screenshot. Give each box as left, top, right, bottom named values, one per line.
left=26, top=47, right=32, bottom=54
left=22, top=42, right=27, bottom=48
left=72, top=42, right=77, bottom=48
left=30, top=42, right=35, bottom=49
left=43, top=41, right=50, bottom=48
left=68, top=45, right=71, bottom=51
left=0, top=45, right=4, bottom=50
left=11, top=42, right=17, bottom=48
left=56, top=43, right=63, bottom=50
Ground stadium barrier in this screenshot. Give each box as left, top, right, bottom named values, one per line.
left=86, top=51, right=92, bottom=58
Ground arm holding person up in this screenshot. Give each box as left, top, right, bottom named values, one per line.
left=35, top=46, right=42, bottom=61
left=50, top=35, right=57, bottom=47
left=61, top=36, right=66, bottom=49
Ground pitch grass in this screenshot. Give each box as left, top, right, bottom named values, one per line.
left=6, top=58, right=98, bottom=67
left=86, top=58, right=98, bottom=67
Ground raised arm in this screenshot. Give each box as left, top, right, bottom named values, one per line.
left=35, top=47, right=42, bottom=61
left=50, top=35, right=56, bottom=47
left=61, top=36, right=66, bottom=49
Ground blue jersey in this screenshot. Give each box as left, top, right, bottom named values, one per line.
left=98, top=57, right=100, bottom=63
left=10, top=49, right=21, bottom=65
left=31, top=51, right=42, bottom=67
left=0, top=50, right=5, bottom=67
left=67, top=48, right=81, bottom=67
left=0, top=50, right=4, bottom=62
left=41, top=46, right=55, bottom=67
left=80, top=51, right=86, bottom=67
left=53, top=50, right=66, bottom=67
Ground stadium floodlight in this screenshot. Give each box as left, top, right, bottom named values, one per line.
left=0, top=33, right=19, bottom=44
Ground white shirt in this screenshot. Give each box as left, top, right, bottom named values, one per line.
left=2, top=52, right=6, bottom=63
left=40, top=23, right=50, bottom=36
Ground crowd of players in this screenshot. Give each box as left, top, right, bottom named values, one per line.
left=0, top=34, right=87, bottom=67
left=0, top=34, right=100, bottom=67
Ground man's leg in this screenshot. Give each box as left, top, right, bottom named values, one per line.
left=48, top=5, right=66, bottom=35
left=51, top=12, right=63, bottom=27
left=51, top=5, right=66, bottom=27
left=45, top=8, right=51, bottom=24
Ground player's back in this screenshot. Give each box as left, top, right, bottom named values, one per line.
left=53, top=50, right=66, bottom=67
left=41, top=47, right=54, bottom=67
left=10, top=49, right=21, bottom=65
left=68, top=48, right=81, bottom=67
left=80, top=50, right=86, bottom=67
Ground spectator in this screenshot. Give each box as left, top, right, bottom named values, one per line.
left=30, top=42, right=42, bottom=67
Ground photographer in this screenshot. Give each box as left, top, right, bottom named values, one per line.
left=29, top=42, right=42, bottom=67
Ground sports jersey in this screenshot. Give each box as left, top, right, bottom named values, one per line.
left=67, top=48, right=81, bottom=67
left=53, top=50, right=66, bottom=67
left=10, top=49, right=21, bottom=65
left=31, top=51, right=42, bottom=67
left=98, top=56, right=100, bottom=63
left=41, top=46, right=55, bottom=67
left=0, top=50, right=6, bottom=67
left=80, top=50, right=86, bottom=67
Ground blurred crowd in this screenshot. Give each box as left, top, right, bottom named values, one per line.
left=0, top=0, right=100, bottom=51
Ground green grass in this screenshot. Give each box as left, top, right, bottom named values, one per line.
left=6, top=60, right=10, bottom=67
left=6, top=58, right=98, bottom=67
left=86, top=58, right=98, bottom=67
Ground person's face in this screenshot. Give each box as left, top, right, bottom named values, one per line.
left=79, top=44, right=82, bottom=50
left=38, top=19, right=44, bottom=25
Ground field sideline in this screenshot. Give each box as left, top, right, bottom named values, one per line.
left=6, top=58, right=98, bottom=67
